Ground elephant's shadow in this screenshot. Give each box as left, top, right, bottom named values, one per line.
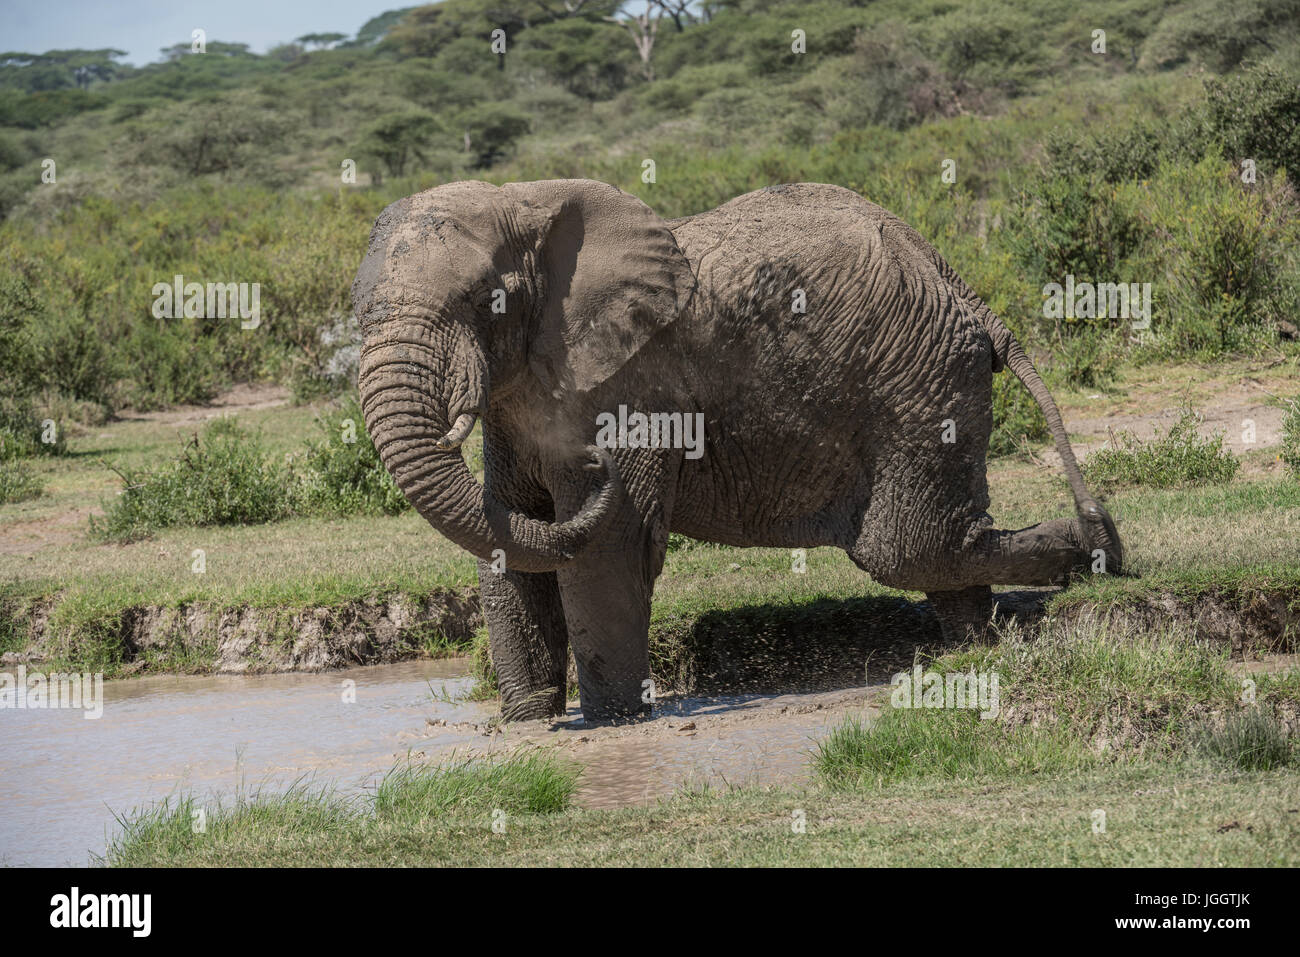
left=649, top=589, right=1058, bottom=699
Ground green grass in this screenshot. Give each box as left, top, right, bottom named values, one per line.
left=813, top=712, right=1092, bottom=788
left=374, top=751, right=581, bottom=819
left=1282, top=397, right=1300, bottom=477
left=102, top=763, right=1300, bottom=867
left=1084, top=407, right=1241, bottom=492
left=1190, top=708, right=1297, bottom=771
left=104, top=750, right=582, bottom=867
left=814, top=616, right=1299, bottom=790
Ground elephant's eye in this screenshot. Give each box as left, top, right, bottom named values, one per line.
left=471, top=281, right=509, bottom=317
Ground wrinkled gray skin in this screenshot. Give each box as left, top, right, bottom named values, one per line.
left=354, top=179, right=1122, bottom=723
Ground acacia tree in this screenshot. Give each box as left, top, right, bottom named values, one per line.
left=604, top=4, right=662, bottom=81
left=296, top=32, right=348, bottom=49
left=654, top=0, right=697, bottom=32
left=363, top=112, right=439, bottom=182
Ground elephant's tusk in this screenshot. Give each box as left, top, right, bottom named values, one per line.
left=435, top=412, right=477, bottom=451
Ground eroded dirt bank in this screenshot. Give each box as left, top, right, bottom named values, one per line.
left=4, top=584, right=1295, bottom=684
left=0, top=588, right=482, bottom=674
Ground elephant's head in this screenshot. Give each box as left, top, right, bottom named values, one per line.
left=353, top=178, right=695, bottom=572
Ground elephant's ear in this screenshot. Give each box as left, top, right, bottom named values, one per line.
left=503, top=179, right=695, bottom=395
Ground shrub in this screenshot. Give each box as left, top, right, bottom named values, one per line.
left=118, top=321, right=221, bottom=410
left=1084, top=406, right=1240, bottom=491
left=1049, top=326, right=1121, bottom=391
left=1147, top=162, right=1299, bottom=357
left=92, top=419, right=294, bottom=541
left=1009, top=170, right=1147, bottom=297
left=1204, top=65, right=1300, bottom=186
left=0, top=460, right=43, bottom=504
left=1281, top=398, right=1300, bottom=477
left=295, top=395, right=409, bottom=516
left=1142, top=0, right=1300, bottom=74
left=0, top=398, right=66, bottom=460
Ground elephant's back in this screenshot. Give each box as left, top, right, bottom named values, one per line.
left=662, top=182, right=995, bottom=547
left=672, top=182, right=904, bottom=239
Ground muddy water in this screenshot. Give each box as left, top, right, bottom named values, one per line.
left=0, top=660, right=859, bottom=867
left=0, top=660, right=490, bottom=867
left=564, top=696, right=851, bottom=809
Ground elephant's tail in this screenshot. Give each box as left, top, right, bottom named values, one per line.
left=982, top=312, right=1124, bottom=575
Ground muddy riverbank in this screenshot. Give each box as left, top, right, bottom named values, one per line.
left=4, top=583, right=1295, bottom=687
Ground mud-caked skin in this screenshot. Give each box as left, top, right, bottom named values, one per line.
left=354, top=179, right=1123, bottom=723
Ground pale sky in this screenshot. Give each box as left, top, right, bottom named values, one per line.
left=0, top=0, right=413, bottom=65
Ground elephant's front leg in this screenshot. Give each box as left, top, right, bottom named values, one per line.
left=556, top=540, right=659, bottom=723
left=478, top=560, right=569, bottom=720
left=553, top=454, right=673, bottom=724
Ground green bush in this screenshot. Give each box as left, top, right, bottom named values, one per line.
left=1049, top=325, right=1122, bottom=391
left=1280, top=398, right=1300, bottom=477
left=296, top=395, right=409, bottom=516
left=1084, top=407, right=1240, bottom=491
left=1205, top=64, right=1300, bottom=185
left=0, top=399, right=66, bottom=460
left=92, top=419, right=294, bottom=541
left=1142, top=0, right=1300, bottom=73
left=0, top=460, right=43, bottom=504
left=118, top=321, right=221, bottom=410
left=1010, top=170, right=1147, bottom=295
left=1137, top=160, right=1298, bottom=358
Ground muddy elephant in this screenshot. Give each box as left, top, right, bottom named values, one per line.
left=353, top=179, right=1122, bottom=723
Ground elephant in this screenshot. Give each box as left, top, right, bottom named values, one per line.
left=353, top=178, right=1122, bottom=723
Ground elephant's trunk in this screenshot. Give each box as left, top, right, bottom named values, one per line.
left=360, top=324, right=622, bottom=574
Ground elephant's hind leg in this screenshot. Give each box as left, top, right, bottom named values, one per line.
left=926, top=585, right=994, bottom=644
left=928, top=519, right=1094, bottom=643
left=961, top=518, right=1092, bottom=586
left=479, top=561, right=570, bottom=720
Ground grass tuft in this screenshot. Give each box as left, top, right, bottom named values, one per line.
left=1084, top=406, right=1240, bottom=491
left=105, top=750, right=579, bottom=866
left=1191, top=708, right=1295, bottom=771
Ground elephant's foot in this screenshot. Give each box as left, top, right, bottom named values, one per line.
left=500, top=686, right=568, bottom=722
left=570, top=643, right=656, bottom=725
left=577, top=696, right=654, bottom=726
left=964, top=519, right=1092, bottom=587
left=478, top=561, right=570, bottom=722
left=927, top=585, right=994, bottom=644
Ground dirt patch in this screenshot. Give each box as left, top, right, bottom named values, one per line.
left=0, top=507, right=101, bottom=555
left=417, top=685, right=882, bottom=809
left=113, top=383, right=290, bottom=427
left=1044, top=371, right=1293, bottom=471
